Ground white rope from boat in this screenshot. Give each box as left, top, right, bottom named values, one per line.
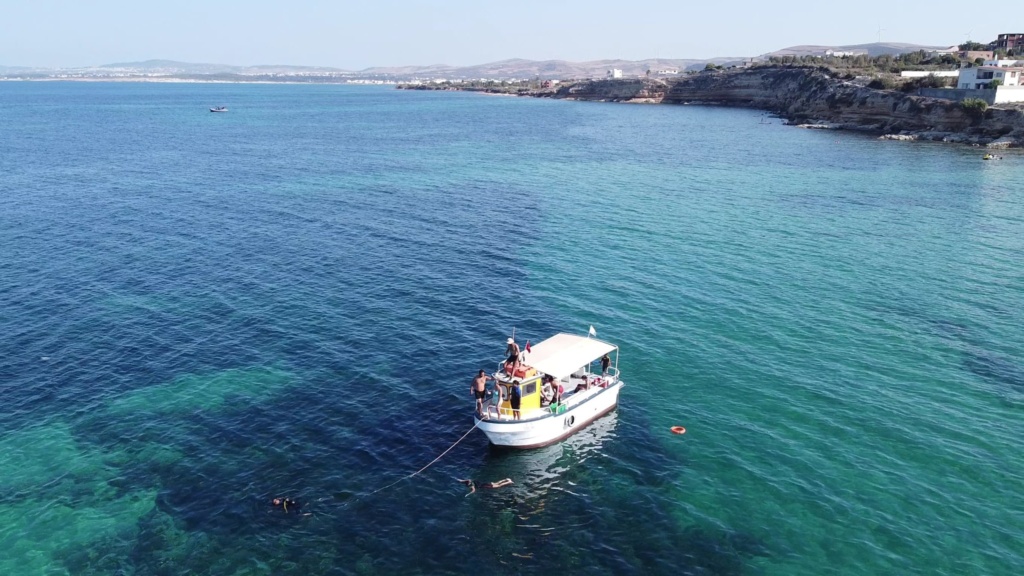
left=359, top=419, right=481, bottom=500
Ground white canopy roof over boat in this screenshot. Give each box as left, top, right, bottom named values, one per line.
left=525, top=333, right=617, bottom=380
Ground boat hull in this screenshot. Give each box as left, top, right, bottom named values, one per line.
left=475, top=382, right=622, bottom=448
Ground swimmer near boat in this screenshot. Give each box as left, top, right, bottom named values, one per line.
left=457, top=478, right=514, bottom=495
left=271, top=497, right=301, bottom=513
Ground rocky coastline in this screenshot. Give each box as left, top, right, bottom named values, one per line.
left=402, top=67, right=1024, bottom=148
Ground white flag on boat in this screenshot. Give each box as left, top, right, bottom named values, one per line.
left=588, top=325, right=597, bottom=337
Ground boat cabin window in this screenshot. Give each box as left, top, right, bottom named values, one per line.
left=522, top=382, right=537, bottom=396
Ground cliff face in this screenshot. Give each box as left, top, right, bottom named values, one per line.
left=552, top=78, right=668, bottom=103
left=549, top=67, right=1024, bottom=146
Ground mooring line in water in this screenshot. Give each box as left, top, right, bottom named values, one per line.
left=354, top=420, right=482, bottom=502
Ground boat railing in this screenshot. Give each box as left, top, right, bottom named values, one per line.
left=495, top=363, right=619, bottom=380
left=573, top=365, right=618, bottom=380
left=483, top=390, right=514, bottom=419
left=481, top=361, right=619, bottom=420
left=484, top=403, right=507, bottom=419
left=483, top=375, right=618, bottom=420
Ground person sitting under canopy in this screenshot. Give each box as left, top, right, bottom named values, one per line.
left=541, top=377, right=555, bottom=406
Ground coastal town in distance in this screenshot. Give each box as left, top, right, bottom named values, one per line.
left=16, top=33, right=1020, bottom=148
left=3, top=33, right=1021, bottom=89
left=5, top=33, right=1021, bottom=149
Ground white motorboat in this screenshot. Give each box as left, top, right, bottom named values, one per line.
left=209, top=106, right=228, bottom=113
left=475, top=332, right=623, bottom=449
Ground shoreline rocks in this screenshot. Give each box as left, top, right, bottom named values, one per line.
left=517, top=67, right=1024, bottom=148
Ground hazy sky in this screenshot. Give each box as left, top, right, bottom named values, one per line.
left=0, top=0, right=1006, bottom=69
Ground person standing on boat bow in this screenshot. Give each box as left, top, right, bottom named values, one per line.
left=601, top=353, right=611, bottom=376
left=505, top=338, right=521, bottom=376
left=472, top=370, right=493, bottom=415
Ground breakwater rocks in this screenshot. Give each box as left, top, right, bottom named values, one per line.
left=542, top=67, right=1024, bottom=147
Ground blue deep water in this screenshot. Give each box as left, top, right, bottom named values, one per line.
left=1, top=81, right=1022, bottom=575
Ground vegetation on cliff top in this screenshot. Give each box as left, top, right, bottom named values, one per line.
left=960, top=98, right=989, bottom=120
left=764, top=50, right=959, bottom=74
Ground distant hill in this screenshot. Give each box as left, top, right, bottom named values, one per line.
left=98, top=59, right=352, bottom=75
left=360, top=57, right=748, bottom=79
left=0, top=41, right=963, bottom=82
left=766, top=42, right=949, bottom=58
left=0, top=65, right=36, bottom=74
left=91, top=57, right=753, bottom=80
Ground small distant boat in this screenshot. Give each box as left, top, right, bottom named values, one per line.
left=210, top=106, right=228, bottom=113
left=475, top=331, right=623, bottom=449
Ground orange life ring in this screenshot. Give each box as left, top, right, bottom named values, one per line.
left=670, top=426, right=686, bottom=435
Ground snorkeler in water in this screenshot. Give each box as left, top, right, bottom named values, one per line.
left=457, top=478, right=514, bottom=495
left=271, top=497, right=302, bottom=513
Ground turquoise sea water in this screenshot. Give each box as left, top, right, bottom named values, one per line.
left=1, top=82, right=1022, bottom=575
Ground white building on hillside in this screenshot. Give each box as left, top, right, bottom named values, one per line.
left=928, top=45, right=959, bottom=56
left=958, top=60, right=1024, bottom=89
left=607, top=69, right=623, bottom=79
left=825, top=49, right=865, bottom=57
left=900, top=70, right=959, bottom=78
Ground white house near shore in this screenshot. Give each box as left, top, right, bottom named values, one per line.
left=958, top=60, right=1024, bottom=89
left=935, top=59, right=1024, bottom=104
left=918, top=62, right=1024, bottom=104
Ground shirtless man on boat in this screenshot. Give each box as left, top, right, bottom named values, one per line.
left=471, top=370, right=493, bottom=415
